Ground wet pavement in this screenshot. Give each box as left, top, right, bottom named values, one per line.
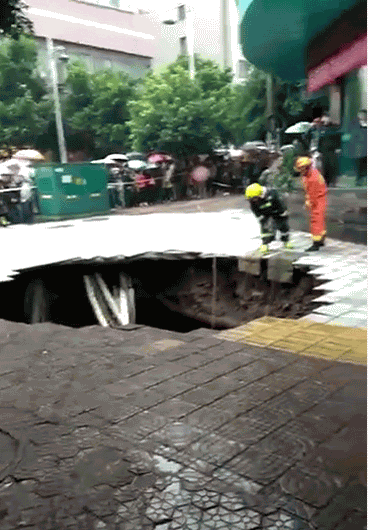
left=0, top=190, right=366, bottom=528
left=0, top=318, right=366, bottom=529
left=114, top=190, right=367, bottom=245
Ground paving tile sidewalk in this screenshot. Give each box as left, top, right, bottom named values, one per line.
left=0, top=319, right=366, bottom=529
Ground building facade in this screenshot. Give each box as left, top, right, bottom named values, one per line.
left=146, top=0, right=249, bottom=83
left=239, top=0, right=367, bottom=179
left=26, top=0, right=156, bottom=78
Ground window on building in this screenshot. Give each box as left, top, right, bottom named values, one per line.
left=178, top=5, right=186, bottom=21
left=179, top=36, right=187, bottom=55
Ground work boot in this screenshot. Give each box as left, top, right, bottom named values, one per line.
left=306, top=241, right=322, bottom=252
left=0, top=216, right=9, bottom=227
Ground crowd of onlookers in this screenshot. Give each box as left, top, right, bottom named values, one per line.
left=102, top=151, right=247, bottom=209
left=0, top=109, right=366, bottom=225
left=0, top=148, right=250, bottom=224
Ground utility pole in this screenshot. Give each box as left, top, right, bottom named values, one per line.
left=47, top=37, right=67, bottom=163
left=186, top=6, right=195, bottom=80
left=221, top=0, right=230, bottom=70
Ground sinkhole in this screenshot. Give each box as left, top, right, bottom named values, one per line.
left=0, top=258, right=326, bottom=332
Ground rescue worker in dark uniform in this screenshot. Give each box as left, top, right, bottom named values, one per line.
left=245, top=183, right=293, bottom=254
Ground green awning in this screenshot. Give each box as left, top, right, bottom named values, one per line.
left=239, top=0, right=362, bottom=82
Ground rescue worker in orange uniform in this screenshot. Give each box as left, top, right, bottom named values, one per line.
left=294, top=156, right=327, bottom=251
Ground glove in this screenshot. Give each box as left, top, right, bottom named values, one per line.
left=259, top=244, right=269, bottom=254
left=305, top=200, right=310, bottom=209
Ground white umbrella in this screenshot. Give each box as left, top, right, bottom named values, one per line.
left=13, top=149, right=45, bottom=161
left=91, top=159, right=117, bottom=166
left=0, top=158, right=29, bottom=173
left=285, top=122, right=313, bottom=134
left=0, top=162, right=14, bottom=175
left=127, top=160, right=147, bottom=171
left=104, top=154, right=128, bottom=163
left=229, top=149, right=244, bottom=158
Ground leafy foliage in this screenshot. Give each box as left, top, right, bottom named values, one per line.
left=0, top=37, right=51, bottom=148
left=0, top=0, right=33, bottom=38
left=0, top=36, right=45, bottom=102
left=229, top=66, right=309, bottom=145
left=128, top=56, right=235, bottom=156
left=229, top=67, right=268, bottom=145
left=0, top=34, right=310, bottom=158
left=64, top=63, right=136, bottom=155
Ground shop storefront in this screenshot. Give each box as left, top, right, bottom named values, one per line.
left=239, top=0, right=367, bottom=183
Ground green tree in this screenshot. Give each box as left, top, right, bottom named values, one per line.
left=0, top=36, right=51, bottom=148
left=128, top=56, right=235, bottom=156
left=229, top=66, right=308, bottom=145
left=0, top=0, right=33, bottom=38
left=229, top=67, right=268, bottom=145
left=64, top=63, right=136, bottom=155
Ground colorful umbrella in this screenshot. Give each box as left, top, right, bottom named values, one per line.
left=135, top=174, right=155, bottom=189
left=148, top=153, right=170, bottom=164
left=191, top=166, right=210, bottom=183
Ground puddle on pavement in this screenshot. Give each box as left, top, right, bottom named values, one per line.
left=152, top=455, right=181, bottom=474
left=123, top=439, right=309, bottom=528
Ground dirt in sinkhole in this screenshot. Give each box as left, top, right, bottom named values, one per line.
left=129, top=258, right=326, bottom=330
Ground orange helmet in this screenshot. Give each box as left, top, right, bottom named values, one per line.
left=294, top=157, right=312, bottom=172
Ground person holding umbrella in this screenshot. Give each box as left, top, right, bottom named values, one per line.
left=13, top=149, right=45, bottom=224
left=294, top=156, right=327, bottom=251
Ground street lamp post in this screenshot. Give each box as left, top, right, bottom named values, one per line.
left=46, top=37, right=68, bottom=163
left=185, top=6, right=195, bottom=80
left=162, top=5, right=195, bottom=80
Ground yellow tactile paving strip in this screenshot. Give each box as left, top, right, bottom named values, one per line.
left=217, top=317, right=367, bottom=365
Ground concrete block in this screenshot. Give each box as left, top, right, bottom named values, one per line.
left=238, top=257, right=261, bottom=275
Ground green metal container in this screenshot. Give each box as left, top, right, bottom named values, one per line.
left=34, top=163, right=110, bottom=220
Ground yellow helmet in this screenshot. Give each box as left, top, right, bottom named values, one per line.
left=294, top=156, right=312, bottom=172
left=245, top=183, right=263, bottom=199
